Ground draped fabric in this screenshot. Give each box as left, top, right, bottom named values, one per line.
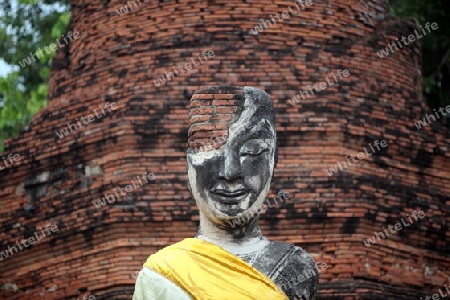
left=143, top=238, right=288, bottom=300
left=133, top=267, right=193, bottom=300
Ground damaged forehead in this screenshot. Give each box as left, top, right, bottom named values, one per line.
left=188, top=85, right=275, bottom=152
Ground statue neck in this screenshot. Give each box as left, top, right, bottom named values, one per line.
left=196, top=213, right=269, bottom=256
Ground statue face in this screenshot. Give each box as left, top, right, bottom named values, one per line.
left=187, top=89, right=276, bottom=229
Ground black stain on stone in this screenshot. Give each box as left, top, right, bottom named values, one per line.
left=365, top=212, right=377, bottom=223
left=82, top=228, right=94, bottom=245
left=341, top=217, right=360, bottom=234
left=412, top=149, right=433, bottom=169
left=180, top=51, right=192, bottom=58
left=308, top=205, right=328, bottom=221
left=154, top=53, right=171, bottom=65
left=277, top=127, right=288, bottom=148
left=178, top=129, right=188, bottom=152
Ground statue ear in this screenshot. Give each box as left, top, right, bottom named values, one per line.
left=270, top=144, right=278, bottom=183
left=274, top=143, right=278, bottom=169
left=186, top=152, right=191, bottom=164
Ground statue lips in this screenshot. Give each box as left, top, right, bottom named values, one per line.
left=210, top=187, right=249, bottom=204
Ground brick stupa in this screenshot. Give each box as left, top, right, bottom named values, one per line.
left=0, top=0, right=449, bottom=299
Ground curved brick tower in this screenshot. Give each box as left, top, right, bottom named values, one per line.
left=0, top=0, right=449, bottom=299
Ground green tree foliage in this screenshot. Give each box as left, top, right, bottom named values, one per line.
left=391, top=0, right=450, bottom=126
left=0, top=0, right=69, bottom=152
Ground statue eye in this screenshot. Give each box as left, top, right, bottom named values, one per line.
left=240, top=148, right=268, bottom=157
left=240, top=140, right=269, bottom=157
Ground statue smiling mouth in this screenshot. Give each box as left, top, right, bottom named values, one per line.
left=210, top=186, right=250, bottom=204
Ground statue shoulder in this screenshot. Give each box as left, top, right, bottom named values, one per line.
left=267, top=242, right=319, bottom=300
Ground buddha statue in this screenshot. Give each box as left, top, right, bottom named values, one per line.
left=133, top=86, right=319, bottom=300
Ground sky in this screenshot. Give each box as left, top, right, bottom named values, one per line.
left=0, top=59, right=13, bottom=77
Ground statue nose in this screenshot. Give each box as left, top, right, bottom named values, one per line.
left=219, top=151, right=243, bottom=181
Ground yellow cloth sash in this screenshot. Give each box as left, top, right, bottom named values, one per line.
left=143, top=238, right=288, bottom=300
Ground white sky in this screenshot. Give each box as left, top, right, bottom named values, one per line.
left=0, top=59, right=13, bottom=77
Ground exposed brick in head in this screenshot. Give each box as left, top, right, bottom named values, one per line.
left=188, top=86, right=246, bottom=152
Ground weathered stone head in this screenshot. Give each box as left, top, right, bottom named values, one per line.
left=187, top=86, right=278, bottom=230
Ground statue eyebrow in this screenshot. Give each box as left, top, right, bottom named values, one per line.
left=247, top=120, right=275, bottom=137
left=246, top=130, right=274, bottom=141
left=228, top=125, right=274, bottom=145
left=231, top=118, right=274, bottom=136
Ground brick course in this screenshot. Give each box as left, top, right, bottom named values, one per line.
left=0, top=0, right=449, bottom=299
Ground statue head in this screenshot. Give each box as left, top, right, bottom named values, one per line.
left=187, top=86, right=277, bottom=230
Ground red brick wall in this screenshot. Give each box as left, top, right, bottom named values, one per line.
left=0, top=0, right=449, bottom=299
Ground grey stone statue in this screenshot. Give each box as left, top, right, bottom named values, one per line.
left=133, top=86, right=319, bottom=300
